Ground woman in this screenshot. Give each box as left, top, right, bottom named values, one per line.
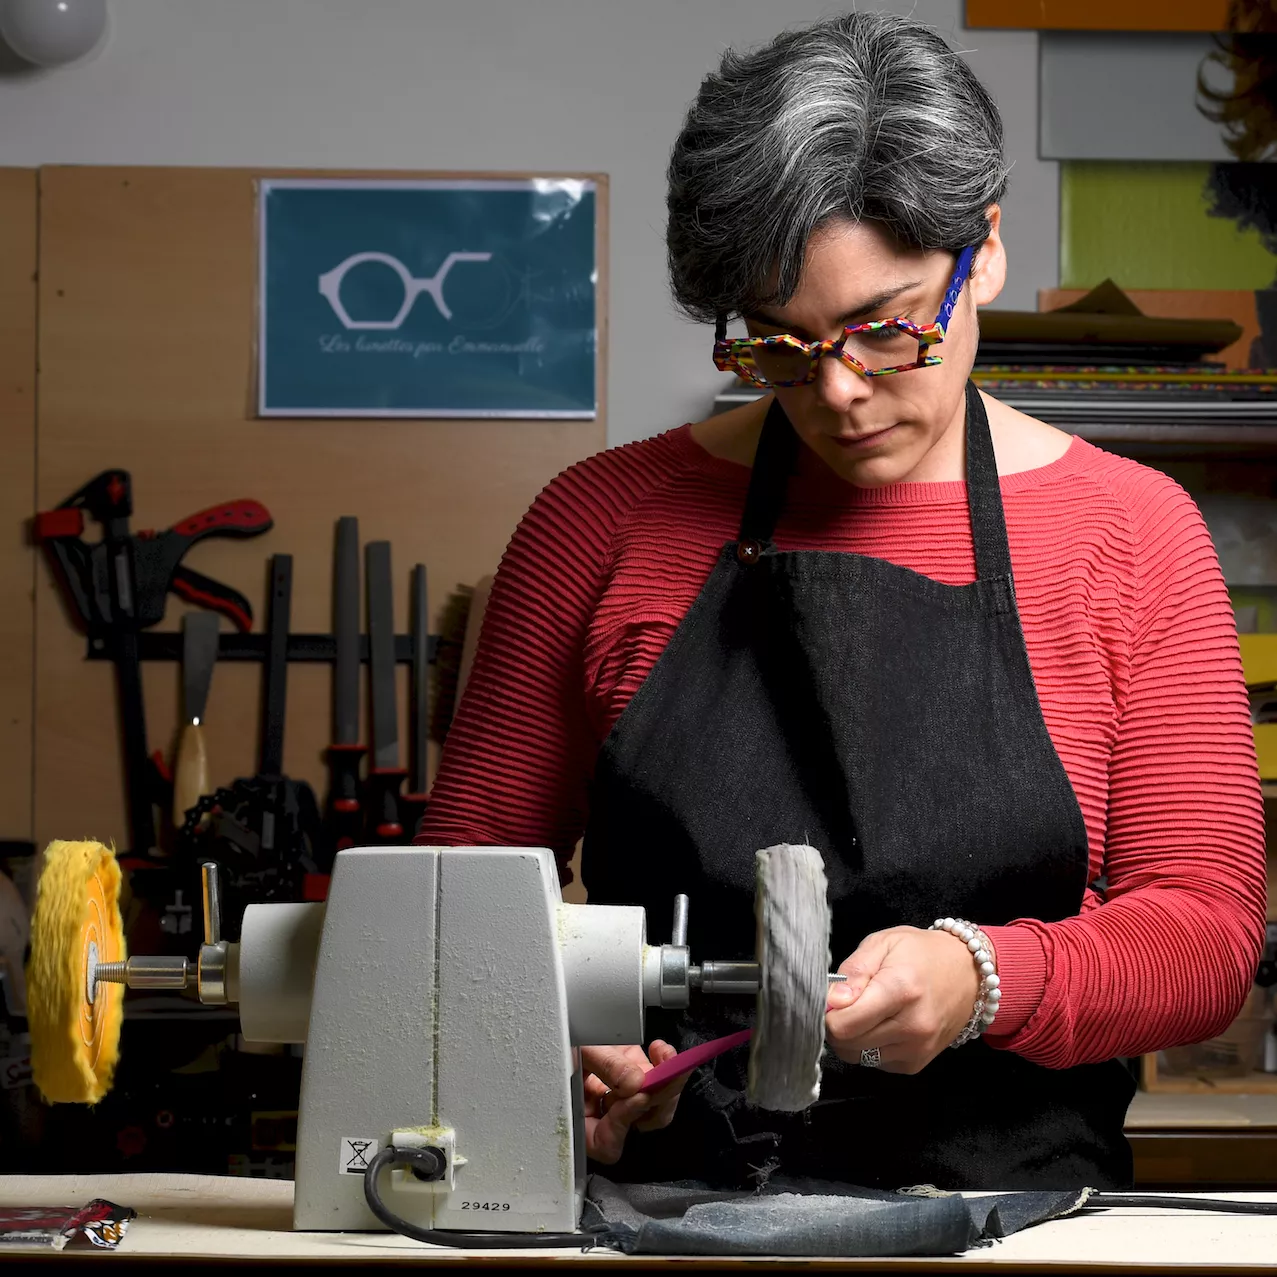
left=419, top=12, right=1267, bottom=1190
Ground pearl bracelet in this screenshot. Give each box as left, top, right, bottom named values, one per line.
left=928, top=916, right=1000, bottom=1048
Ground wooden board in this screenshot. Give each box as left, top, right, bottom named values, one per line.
left=967, top=0, right=1233, bottom=30
left=33, top=166, right=607, bottom=851
left=6, top=1173, right=1277, bottom=1267
left=1039, top=288, right=1262, bottom=371
left=0, top=169, right=37, bottom=843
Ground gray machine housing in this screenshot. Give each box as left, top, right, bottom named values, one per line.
left=233, top=845, right=656, bottom=1234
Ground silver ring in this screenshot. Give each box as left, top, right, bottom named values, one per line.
left=859, top=1048, right=882, bottom=1069
left=596, top=1087, right=612, bottom=1119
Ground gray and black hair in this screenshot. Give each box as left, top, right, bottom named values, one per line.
left=667, top=11, right=1010, bottom=323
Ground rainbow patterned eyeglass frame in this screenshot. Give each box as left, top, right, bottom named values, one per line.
left=713, top=244, right=978, bottom=387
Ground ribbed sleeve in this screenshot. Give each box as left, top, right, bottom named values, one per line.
left=419, top=424, right=1268, bottom=1068
left=982, top=465, right=1268, bottom=1065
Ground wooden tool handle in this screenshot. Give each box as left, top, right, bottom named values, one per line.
left=172, top=721, right=210, bottom=826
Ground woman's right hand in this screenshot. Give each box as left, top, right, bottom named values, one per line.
left=581, top=1041, right=686, bottom=1164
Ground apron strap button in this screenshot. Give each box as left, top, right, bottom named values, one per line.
left=736, top=539, right=764, bottom=565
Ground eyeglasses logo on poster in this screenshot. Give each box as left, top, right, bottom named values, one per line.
left=258, top=178, right=597, bottom=419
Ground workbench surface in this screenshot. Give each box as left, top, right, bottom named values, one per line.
left=2, top=1174, right=1276, bottom=1269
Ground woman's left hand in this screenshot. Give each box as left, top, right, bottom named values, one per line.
left=824, top=926, right=982, bottom=1074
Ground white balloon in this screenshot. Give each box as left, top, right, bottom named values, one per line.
left=0, top=0, right=107, bottom=67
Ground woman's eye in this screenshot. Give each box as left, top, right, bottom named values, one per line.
left=861, top=325, right=908, bottom=342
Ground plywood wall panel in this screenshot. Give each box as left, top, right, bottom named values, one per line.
left=0, top=169, right=36, bottom=842
left=34, top=166, right=606, bottom=850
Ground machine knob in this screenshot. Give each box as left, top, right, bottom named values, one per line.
left=201, top=861, right=222, bottom=946
left=671, top=894, right=689, bottom=948
left=197, top=860, right=230, bottom=1005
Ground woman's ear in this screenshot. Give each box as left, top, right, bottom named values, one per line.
left=969, top=204, right=1007, bottom=308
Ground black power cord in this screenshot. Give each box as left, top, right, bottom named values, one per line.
left=1087, top=1192, right=1277, bottom=1215
left=362, top=1148, right=1277, bottom=1250
left=362, top=1144, right=608, bottom=1249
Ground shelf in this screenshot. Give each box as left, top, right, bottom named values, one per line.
left=1142, top=1053, right=1277, bottom=1094
left=1054, top=423, right=1277, bottom=458
left=1143, top=1070, right=1277, bottom=1095
left=1129, top=1090, right=1277, bottom=1129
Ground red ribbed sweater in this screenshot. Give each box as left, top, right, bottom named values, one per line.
left=419, top=423, right=1268, bottom=1070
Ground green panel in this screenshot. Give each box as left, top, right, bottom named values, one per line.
left=1060, top=162, right=1277, bottom=290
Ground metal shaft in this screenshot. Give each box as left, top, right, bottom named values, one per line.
left=691, top=961, right=761, bottom=995
left=690, top=962, right=848, bottom=996
left=94, top=955, right=190, bottom=990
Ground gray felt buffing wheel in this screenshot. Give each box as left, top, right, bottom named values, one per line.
left=746, top=843, right=832, bottom=1112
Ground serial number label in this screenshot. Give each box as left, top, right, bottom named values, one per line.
left=461, top=1201, right=511, bottom=1212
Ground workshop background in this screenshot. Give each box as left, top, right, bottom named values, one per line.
left=3, top=0, right=1277, bottom=1187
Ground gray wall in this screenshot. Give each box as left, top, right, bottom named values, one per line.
left=0, top=0, right=1055, bottom=446
left=1040, top=33, right=1232, bottom=161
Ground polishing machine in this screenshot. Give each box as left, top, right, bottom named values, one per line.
left=89, top=844, right=814, bottom=1239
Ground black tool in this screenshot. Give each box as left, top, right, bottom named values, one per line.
left=250, top=555, right=323, bottom=885
left=261, top=556, right=292, bottom=780
left=365, top=542, right=407, bottom=843
left=181, top=556, right=323, bottom=917
left=172, top=611, right=221, bottom=827
left=322, top=518, right=365, bottom=867
left=399, top=564, right=430, bottom=838
left=36, top=470, right=272, bottom=854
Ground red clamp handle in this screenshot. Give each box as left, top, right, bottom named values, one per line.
left=172, top=499, right=272, bottom=539
left=34, top=508, right=86, bottom=541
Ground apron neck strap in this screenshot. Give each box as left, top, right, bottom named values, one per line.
left=961, top=379, right=1013, bottom=581
left=737, top=380, right=1014, bottom=582
left=738, top=396, right=799, bottom=547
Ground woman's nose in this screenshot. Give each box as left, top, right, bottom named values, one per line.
left=812, top=347, right=873, bottom=412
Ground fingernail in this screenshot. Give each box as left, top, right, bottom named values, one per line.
left=826, top=984, right=854, bottom=1010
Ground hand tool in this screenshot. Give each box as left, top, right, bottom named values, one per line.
left=322, top=518, right=365, bottom=868
left=398, top=564, right=430, bottom=838
left=250, top=556, right=324, bottom=891
left=172, top=612, right=221, bottom=827
left=637, top=1029, right=754, bottom=1094
left=179, top=557, right=323, bottom=913
left=260, top=555, right=292, bottom=782
left=365, top=542, right=407, bottom=843
left=36, top=470, right=272, bottom=854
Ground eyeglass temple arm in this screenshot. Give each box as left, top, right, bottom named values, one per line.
left=934, top=245, right=977, bottom=336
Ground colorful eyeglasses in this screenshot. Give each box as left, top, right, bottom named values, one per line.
left=713, top=245, right=977, bottom=387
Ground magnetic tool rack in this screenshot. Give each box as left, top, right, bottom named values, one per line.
left=37, top=472, right=441, bottom=893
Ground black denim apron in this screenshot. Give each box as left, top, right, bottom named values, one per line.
left=581, top=382, right=1134, bottom=1191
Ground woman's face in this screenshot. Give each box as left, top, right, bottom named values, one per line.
left=743, top=209, right=1007, bottom=487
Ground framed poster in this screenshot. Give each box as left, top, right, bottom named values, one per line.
left=258, top=177, right=597, bottom=418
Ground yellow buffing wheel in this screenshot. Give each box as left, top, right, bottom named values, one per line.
left=25, top=840, right=126, bottom=1104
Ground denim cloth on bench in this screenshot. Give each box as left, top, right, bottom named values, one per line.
left=583, top=1175, right=1092, bottom=1257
